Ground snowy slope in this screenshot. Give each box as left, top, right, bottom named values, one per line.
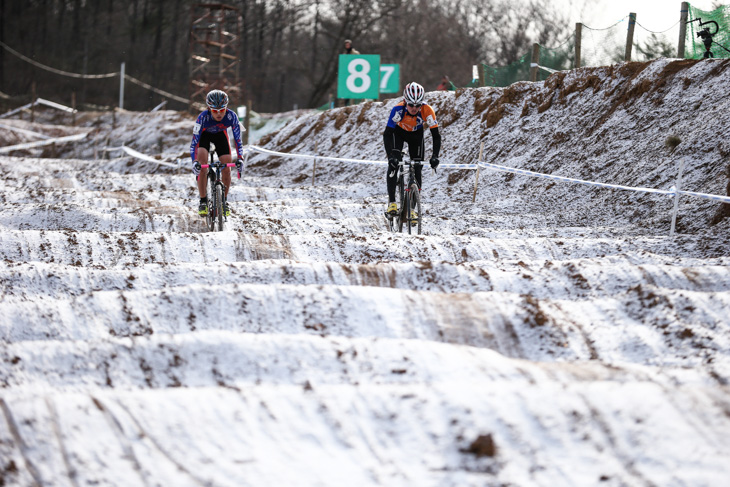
left=1, top=57, right=730, bottom=487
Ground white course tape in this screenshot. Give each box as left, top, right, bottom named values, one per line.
left=105, top=146, right=179, bottom=168
left=35, top=98, right=76, bottom=113
left=241, top=146, right=730, bottom=204
left=0, top=132, right=88, bottom=154
left=530, top=63, right=559, bottom=74
left=478, top=161, right=730, bottom=204
left=249, top=145, right=385, bottom=165
left=0, top=122, right=51, bottom=139
left=0, top=102, right=34, bottom=119
left=678, top=189, right=730, bottom=204
left=0, top=98, right=76, bottom=119
left=247, top=145, right=478, bottom=169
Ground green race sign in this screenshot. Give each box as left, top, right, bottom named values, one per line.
left=379, top=64, right=400, bottom=94
left=338, top=54, right=381, bottom=99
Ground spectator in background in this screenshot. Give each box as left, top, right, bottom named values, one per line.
left=344, top=39, right=360, bottom=55
left=437, top=75, right=456, bottom=91
left=342, top=38, right=361, bottom=106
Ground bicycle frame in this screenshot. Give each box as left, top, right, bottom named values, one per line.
left=387, top=159, right=423, bottom=235
left=201, top=154, right=237, bottom=232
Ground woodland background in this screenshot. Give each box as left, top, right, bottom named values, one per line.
left=0, top=0, right=573, bottom=112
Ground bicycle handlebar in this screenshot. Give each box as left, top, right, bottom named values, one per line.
left=201, top=163, right=237, bottom=168
left=201, top=162, right=241, bottom=179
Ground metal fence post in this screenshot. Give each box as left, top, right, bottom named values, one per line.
left=119, top=62, right=125, bottom=109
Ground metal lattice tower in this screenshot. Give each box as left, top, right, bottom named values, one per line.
left=189, top=3, right=242, bottom=111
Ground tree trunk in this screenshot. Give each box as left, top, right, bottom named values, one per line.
left=152, top=1, right=163, bottom=82
left=0, top=0, right=4, bottom=92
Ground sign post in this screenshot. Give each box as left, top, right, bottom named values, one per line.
left=338, top=54, right=381, bottom=100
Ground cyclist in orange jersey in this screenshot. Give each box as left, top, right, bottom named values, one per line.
left=383, top=82, right=441, bottom=216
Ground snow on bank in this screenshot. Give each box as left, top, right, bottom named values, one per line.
left=1, top=57, right=730, bottom=486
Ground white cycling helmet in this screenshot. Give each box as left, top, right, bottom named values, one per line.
left=403, top=82, right=425, bottom=105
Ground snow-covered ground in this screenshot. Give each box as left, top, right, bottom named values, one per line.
left=1, top=57, right=730, bottom=486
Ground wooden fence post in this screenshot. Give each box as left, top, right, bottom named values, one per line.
left=312, top=141, right=318, bottom=186
left=31, top=82, right=36, bottom=123
left=575, top=23, right=582, bottom=68
left=625, top=13, right=637, bottom=62
left=472, top=141, right=484, bottom=203
left=670, top=158, right=687, bottom=237
left=678, top=2, right=689, bottom=58
left=530, top=43, right=540, bottom=82
left=244, top=99, right=251, bottom=145
left=478, top=64, right=486, bottom=87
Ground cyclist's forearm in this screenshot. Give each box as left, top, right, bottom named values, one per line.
left=383, top=126, right=395, bottom=157
left=430, top=127, right=441, bottom=158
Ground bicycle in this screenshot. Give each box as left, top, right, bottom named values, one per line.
left=385, top=159, right=427, bottom=235
left=201, top=152, right=240, bottom=232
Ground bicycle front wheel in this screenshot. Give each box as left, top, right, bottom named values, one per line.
left=409, top=183, right=422, bottom=235
left=397, top=175, right=406, bottom=233
left=206, top=176, right=215, bottom=231
left=214, top=183, right=224, bottom=231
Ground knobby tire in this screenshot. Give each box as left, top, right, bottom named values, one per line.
left=205, top=175, right=215, bottom=232
left=214, top=183, right=224, bottom=231
left=397, top=175, right=406, bottom=233
left=409, top=183, right=422, bottom=235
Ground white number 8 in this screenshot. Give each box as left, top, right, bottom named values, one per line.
left=346, top=59, right=371, bottom=94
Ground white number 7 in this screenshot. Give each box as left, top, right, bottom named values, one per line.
left=380, top=66, right=395, bottom=90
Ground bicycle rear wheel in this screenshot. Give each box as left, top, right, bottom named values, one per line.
left=408, top=183, right=422, bottom=235
left=214, top=183, right=224, bottom=231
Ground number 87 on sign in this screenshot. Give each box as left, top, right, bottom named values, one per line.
left=337, top=54, right=381, bottom=100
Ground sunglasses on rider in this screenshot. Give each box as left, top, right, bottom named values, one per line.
left=210, top=107, right=227, bottom=114
left=407, top=102, right=422, bottom=108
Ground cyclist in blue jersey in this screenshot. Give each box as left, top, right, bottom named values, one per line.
left=383, top=82, right=441, bottom=218
left=190, top=89, right=245, bottom=216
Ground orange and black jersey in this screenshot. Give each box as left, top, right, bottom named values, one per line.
left=385, top=101, right=438, bottom=132
left=383, top=101, right=441, bottom=159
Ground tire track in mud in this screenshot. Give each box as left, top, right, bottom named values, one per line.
left=0, top=398, right=43, bottom=487
left=3, top=227, right=730, bottom=267
left=3, top=145, right=730, bottom=485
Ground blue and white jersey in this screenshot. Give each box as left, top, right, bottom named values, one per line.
left=189, top=109, right=245, bottom=162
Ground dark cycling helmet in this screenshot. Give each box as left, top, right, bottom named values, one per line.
left=206, top=89, right=229, bottom=109
left=403, top=82, right=425, bottom=105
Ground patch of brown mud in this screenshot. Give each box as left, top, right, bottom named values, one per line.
left=483, top=85, right=526, bottom=128
left=335, top=106, right=355, bottom=130
left=340, top=263, right=397, bottom=287
left=589, top=60, right=698, bottom=134
left=235, top=233, right=294, bottom=260
left=356, top=102, right=376, bottom=125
